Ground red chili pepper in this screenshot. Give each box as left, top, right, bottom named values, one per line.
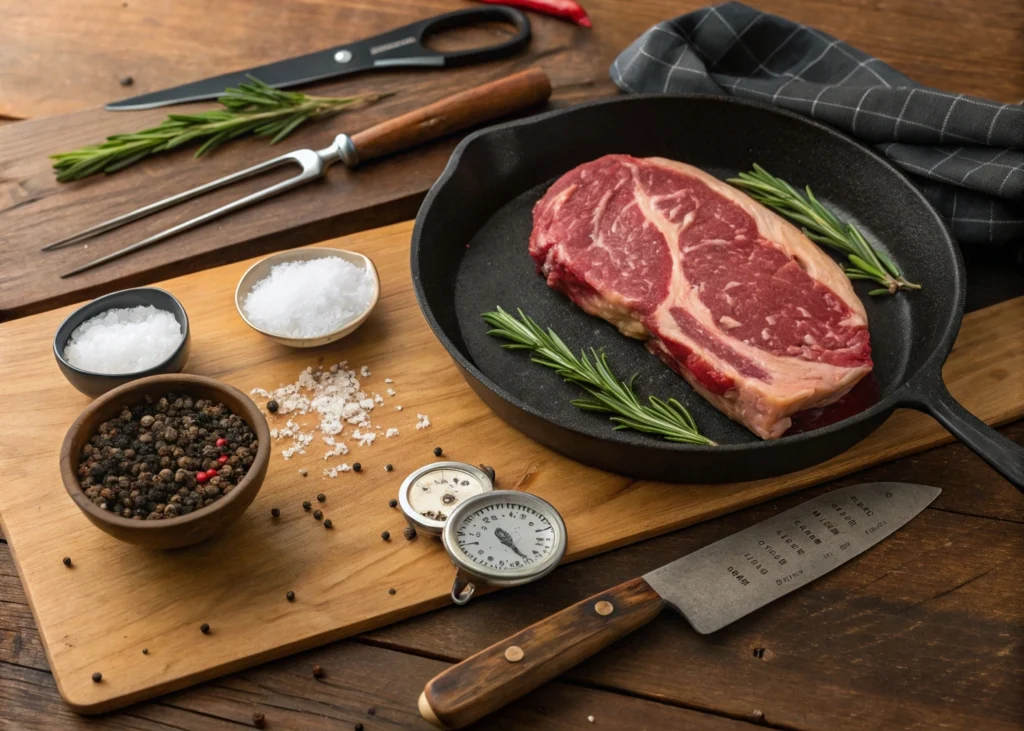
left=474, top=0, right=591, bottom=28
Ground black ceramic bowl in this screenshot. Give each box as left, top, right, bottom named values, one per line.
left=53, top=287, right=191, bottom=398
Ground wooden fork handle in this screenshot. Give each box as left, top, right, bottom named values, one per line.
left=350, top=68, right=551, bottom=163
left=418, top=577, right=664, bottom=729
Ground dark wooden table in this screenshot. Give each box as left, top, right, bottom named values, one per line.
left=2, top=1, right=1022, bottom=729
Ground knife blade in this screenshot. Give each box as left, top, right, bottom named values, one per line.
left=418, top=482, right=939, bottom=729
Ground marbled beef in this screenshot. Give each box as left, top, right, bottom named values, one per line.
left=529, top=154, right=872, bottom=439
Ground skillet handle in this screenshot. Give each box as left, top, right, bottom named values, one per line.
left=902, top=372, right=1024, bottom=492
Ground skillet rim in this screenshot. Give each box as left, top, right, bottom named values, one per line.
left=411, top=93, right=966, bottom=454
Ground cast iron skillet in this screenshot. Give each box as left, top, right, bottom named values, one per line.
left=412, top=95, right=1024, bottom=488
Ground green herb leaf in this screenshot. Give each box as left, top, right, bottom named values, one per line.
left=50, top=76, right=386, bottom=182
left=482, top=307, right=715, bottom=446
left=727, top=164, right=921, bottom=294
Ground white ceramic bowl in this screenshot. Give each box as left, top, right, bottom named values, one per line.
left=234, top=248, right=380, bottom=348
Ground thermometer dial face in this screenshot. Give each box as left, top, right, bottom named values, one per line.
left=399, top=462, right=494, bottom=535
left=443, top=490, right=567, bottom=588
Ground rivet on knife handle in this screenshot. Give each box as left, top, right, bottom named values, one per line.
left=350, top=68, right=552, bottom=163
left=418, top=577, right=664, bottom=730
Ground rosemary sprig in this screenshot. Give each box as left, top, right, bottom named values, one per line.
left=51, top=77, right=387, bottom=182
left=483, top=307, right=715, bottom=446
left=728, top=164, right=921, bottom=295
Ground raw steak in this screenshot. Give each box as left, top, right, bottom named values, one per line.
left=529, top=154, right=872, bottom=440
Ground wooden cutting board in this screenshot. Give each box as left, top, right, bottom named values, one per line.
left=0, top=221, right=1021, bottom=714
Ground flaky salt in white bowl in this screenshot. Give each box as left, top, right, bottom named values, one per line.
left=64, top=306, right=183, bottom=374
left=242, top=256, right=375, bottom=338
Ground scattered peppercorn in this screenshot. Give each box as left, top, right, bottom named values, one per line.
left=252, top=711, right=266, bottom=728
left=142, top=648, right=149, bottom=655
left=324, top=519, right=333, bottom=529
left=92, top=672, right=102, bottom=683
left=433, top=446, right=443, bottom=456
left=75, top=392, right=257, bottom=521
left=267, top=400, right=279, bottom=413
left=381, top=530, right=390, bottom=541
left=388, top=498, right=397, bottom=508
left=367, top=706, right=376, bottom=716
left=312, top=664, right=325, bottom=679
left=120, top=76, right=134, bottom=86
left=313, top=509, right=323, bottom=520
left=286, top=591, right=295, bottom=602
left=303, top=501, right=312, bottom=511
left=480, top=464, right=496, bottom=483
left=200, top=623, right=210, bottom=634
left=300, top=469, right=308, bottom=477
left=354, top=724, right=364, bottom=731
left=388, top=588, right=396, bottom=595
left=317, top=493, right=326, bottom=503
left=403, top=524, right=417, bottom=540
left=352, top=462, right=362, bottom=472
left=384, top=463, right=393, bottom=472
left=271, top=507, right=281, bottom=518
left=63, top=557, right=72, bottom=567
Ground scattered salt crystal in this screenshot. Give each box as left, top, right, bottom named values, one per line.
left=64, top=305, right=182, bottom=374
left=416, top=413, right=431, bottom=430
left=587, top=716, right=595, bottom=723
left=242, top=257, right=373, bottom=338
left=384, top=378, right=393, bottom=384
left=385, top=428, right=399, bottom=438
left=360, top=365, right=371, bottom=377
left=395, top=405, right=403, bottom=411
left=373, top=393, right=384, bottom=404
left=386, top=388, right=396, bottom=397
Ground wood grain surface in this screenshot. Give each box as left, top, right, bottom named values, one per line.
left=1, top=0, right=1022, bottom=319
left=0, top=220, right=1021, bottom=714
left=2, top=0, right=1023, bottom=728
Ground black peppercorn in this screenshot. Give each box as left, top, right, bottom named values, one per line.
left=312, top=664, right=325, bottom=679
left=267, top=400, right=279, bottom=413
left=271, top=507, right=280, bottom=518
left=354, top=724, right=364, bottom=731
left=480, top=464, right=496, bottom=483
left=403, top=524, right=417, bottom=540
left=381, top=530, right=390, bottom=541
left=317, top=493, right=326, bottom=503
left=313, top=509, right=323, bottom=520
left=433, top=446, right=442, bottom=456
left=367, top=706, right=376, bottom=716
left=388, top=498, right=397, bottom=508
left=92, top=672, right=102, bottom=683
left=63, top=556, right=72, bottom=567
left=120, top=76, right=134, bottom=87
left=252, top=711, right=266, bottom=728
left=142, top=648, right=149, bottom=655
left=385, top=463, right=393, bottom=472
left=200, top=623, right=210, bottom=634
left=388, top=588, right=396, bottom=595
left=352, top=462, right=362, bottom=473
left=303, top=501, right=312, bottom=511
left=286, top=591, right=295, bottom=602
left=324, top=519, right=333, bottom=529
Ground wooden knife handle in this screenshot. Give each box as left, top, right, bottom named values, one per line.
left=350, top=68, right=551, bottom=163
left=419, top=577, right=664, bottom=729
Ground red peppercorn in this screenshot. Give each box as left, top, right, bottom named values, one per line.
left=196, top=471, right=210, bottom=484
left=206, top=468, right=218, bottom=479
left=218, top=454, right=229, bottom=464
left=216, top=437, right=227, bottom=447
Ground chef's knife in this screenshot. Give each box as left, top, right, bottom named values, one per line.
left=107, top=6, right=531, bottom=110
left=418, top=481, right=939, bottom=729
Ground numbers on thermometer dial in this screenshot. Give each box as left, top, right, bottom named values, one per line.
left=454, top=501, right=556, bottom=571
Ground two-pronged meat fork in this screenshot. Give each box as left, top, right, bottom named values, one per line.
left=45, top=69, right=551, bottom=277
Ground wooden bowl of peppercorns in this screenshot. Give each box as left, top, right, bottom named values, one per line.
left=59, top=374, right=270, bottom=549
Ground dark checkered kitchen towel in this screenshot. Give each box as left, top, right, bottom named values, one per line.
left=610, top=2, right=1024, bottom=250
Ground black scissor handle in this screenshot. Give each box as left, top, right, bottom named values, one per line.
left=416, top=6, right=532, bottom=66
left=350, top=6, right=531, bottom=70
